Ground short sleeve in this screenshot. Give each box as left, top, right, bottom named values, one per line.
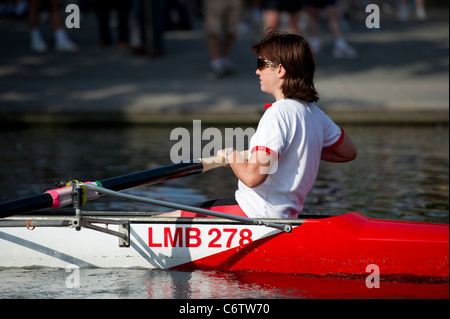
left=320, top=110, right=344, bottom=150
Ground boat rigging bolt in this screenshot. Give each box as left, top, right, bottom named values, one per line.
left=72, top=182, right=84, bottom=231
left=54, top=181, right=65, bottom=188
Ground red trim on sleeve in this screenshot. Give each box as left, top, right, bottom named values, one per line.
left=251, top=146, right=279, bottom=159
left=264, top=103, right=273, bottom=109
left=324, top=128, right=345, bottom=151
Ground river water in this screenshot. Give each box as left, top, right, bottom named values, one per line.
left=0, top=125, right=448, bottom=300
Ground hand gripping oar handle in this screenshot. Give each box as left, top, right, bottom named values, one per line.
left=83, top=183, right=292, bottom=233
left=200, top=150, right=249, bottom=173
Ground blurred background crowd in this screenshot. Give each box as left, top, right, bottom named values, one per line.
left=0, top=0, right=440, bottom=78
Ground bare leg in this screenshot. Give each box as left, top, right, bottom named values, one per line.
left=28, top=0, right=39, bottom=29
left=49, top=0, right=63, bottom=30
left=414, top=0, right=427, bottom=20
left=207, top=34, right=221, bottom=62
left=306, top=6, right=320, bottom=52
left=288, top=12, right=301, bottom=34
left=325, top=5, right=358, bottom=59
left=207, top=33, right=226, bottom=77
left=158, top=210, right=182, bottom=217
left=28, top=0, right=48, bottom=52
left=326, top=5, right=344, bottom=41
left=306, top=6, right=319, bottom=38
left=223, top=33, right=235, bottom=59
left=264, top=9, right=280, bottom=31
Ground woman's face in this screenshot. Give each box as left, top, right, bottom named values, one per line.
left=256, top=58, right=285, bottom=100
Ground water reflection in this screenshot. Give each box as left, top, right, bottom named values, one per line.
left=168, top=270, right=449, bottom=299
left=1, top=267, right=447, bottom=299
left=0, top=125, right=448, bottom=223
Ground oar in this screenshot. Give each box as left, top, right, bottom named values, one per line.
left=0, top=151, right=248, bottom=218
left=82, top=183, right=292, bottom=233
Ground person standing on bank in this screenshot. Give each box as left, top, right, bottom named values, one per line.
left=165, top=31, right=357, bottom=219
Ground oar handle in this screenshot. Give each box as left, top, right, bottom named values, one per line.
left=200, top=150, right=249, bottom=173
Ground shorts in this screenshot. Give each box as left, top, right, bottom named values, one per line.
left=180, top=198, right=248, bottom=218
left=204, top=0, right=243, bottom=36
left=302, top=0, right=337, bottom=9
left=261, top=0, right=303, bottom=12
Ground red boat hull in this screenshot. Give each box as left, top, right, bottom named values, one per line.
left=173, top=212, right=449, bottom=280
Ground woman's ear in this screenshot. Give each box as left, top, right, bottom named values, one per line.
left=278, top=64, right=286, bottom=78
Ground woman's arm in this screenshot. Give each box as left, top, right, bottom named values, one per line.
left=321, top=133, right=357, bottom=163
left=218, top=149, right=276, bottom=188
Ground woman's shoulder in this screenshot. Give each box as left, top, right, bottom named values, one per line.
left=270, top=99, right=311, bottom=116
left=275, top=98, right=310, bottom=108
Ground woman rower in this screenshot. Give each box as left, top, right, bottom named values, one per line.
left=165, top=31, right=357, bottom=219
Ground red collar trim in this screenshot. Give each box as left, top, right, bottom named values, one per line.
left=264, top=103, right=273, bottom=110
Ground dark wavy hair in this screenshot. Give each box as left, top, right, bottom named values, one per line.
left=252, top=31, right=319, bottom=103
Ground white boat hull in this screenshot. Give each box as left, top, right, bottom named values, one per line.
left=0, top=215, right=283, bottom=269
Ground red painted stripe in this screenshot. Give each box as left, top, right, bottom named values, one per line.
left=170, top=212, right=449, bottom=278
left=324, top=127, right=345, bottom=151
left=251, top=146, right=279, bottom=159
left=180, top=205, right=248, bottom=218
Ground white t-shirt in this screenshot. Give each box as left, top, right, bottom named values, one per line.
left=235, top=99, right=344, bottom=219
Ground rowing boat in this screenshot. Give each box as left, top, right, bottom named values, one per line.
left=0, top=211, right=448, bottom=281
left=0, top=152, right=448, bottom=282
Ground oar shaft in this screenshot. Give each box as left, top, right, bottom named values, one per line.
left=0, top=193, right=54, bottom=217
left=98, top=162, right=204, bottom=191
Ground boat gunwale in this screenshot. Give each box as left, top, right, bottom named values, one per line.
left=0, top=211, right=324, bottom=227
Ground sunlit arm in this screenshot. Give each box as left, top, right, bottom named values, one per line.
left=218, top=149, right=275, bottom=188
left=321, top=134, right=357, bottom=163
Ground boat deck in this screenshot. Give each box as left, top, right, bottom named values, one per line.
left=0, top=211, right=313, bottom=227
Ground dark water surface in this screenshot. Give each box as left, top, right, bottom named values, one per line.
left=0, top=125, right=448, bottom=299
left=1, top=125, right=448, bottom=223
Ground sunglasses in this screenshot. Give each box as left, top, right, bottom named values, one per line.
left=257, top=58, right=279, bottom=71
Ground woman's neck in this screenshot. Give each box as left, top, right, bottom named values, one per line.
left=274, top=90, right=285, bottom=102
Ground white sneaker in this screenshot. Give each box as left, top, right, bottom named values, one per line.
left=55, top=29, right=79, bottom=52
left=332, top=43, right=359, bottom=59
left=30, top=30, right=48, bottom=53
left=416, top=8, right=427, bottom=21
left=55, top=37, right=79, bottom=52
